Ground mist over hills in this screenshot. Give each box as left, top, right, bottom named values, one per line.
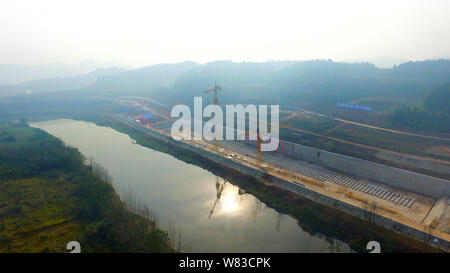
left=0, top=59, right=449, bottom=133
left=0, top=60, right=125, bottom=85
left=74, top=59, right=450, bottom=109
left=2, top=59, right=450, bottom=111
left=347, top=57, right=407, bottom=69
left=0, top=67, right=126, bottom=97
left=83, top=61, right=201, bottom=96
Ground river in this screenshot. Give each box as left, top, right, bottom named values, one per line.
left=32, top=119, right=351, bottom=253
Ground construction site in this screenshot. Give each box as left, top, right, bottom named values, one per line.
left=108, top=88, right=450, bottom=251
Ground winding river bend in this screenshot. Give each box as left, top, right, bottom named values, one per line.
left=32, top=119, right=351, bottom=253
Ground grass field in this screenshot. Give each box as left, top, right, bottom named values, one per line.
left=0, top=123, right=81, bottom=252
left=0, top=122, right=174, bottom=253
left=0, top=177, right=82, bottom=252
left=282, top=112, right=450, bottom=161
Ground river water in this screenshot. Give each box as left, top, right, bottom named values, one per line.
left=32, top=119, right=351, bottom=253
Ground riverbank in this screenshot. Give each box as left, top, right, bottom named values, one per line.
left=98, top=115, right=444, bottom=253
left=0, top=122, right=174, bottom=253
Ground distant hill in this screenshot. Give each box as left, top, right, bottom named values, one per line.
left=2, top=59, right=450, bottom=133
left=134, top=59, right=450, bottom=108
left=424, top=81, right=450, bottom=113
left=0, top=67, right=127, bottom=97
left=2, top=59, right=450, bottom=112
left=0, top=60, right=125, bottom=85
left=74, top=61, right=202, bottom=97
left=391, top=59, right=450, bottom=80
left=344, top=57, right=408, bottom=68
left=390, top=81, right=450, bottom=133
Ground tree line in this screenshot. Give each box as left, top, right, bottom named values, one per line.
left=390, top=82, right=450, bottom=133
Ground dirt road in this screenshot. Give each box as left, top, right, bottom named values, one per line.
left=286, top=126, right=450, bottom=166
left=333, top=117, right=450, bottom=142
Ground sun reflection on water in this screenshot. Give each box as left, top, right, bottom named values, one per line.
left=221, top=193, right=239, bottom=212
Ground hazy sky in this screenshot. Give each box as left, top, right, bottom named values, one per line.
left=1, top=0, right=449, bottom=67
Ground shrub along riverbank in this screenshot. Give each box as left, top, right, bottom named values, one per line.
left=0, top=122, right=174, bottom=252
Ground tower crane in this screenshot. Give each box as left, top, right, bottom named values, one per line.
left=204, top=80, right=222, bottom=105
left=204, top=80, right=222, bottom=150
left=240, top=122, right=293, bottom=169
left=208, top=176, right=226, bottom=219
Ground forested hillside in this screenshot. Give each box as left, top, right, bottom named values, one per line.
left=74, top=59, right=450, bottom=107
left=390, top=82, right=450, bottom=133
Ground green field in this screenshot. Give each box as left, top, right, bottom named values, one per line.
left=281, top=112, right=450, bottom=161
left=0, top=177, right=81, bottom=252
left=0, top=122, right=174, bottom=253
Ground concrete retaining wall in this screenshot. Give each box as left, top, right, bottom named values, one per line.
left=375, top=150, right=450, bottom=176
left=115, top=117, right=449, bottom=251
left=261, top=140, right=450, bottom=198
left=264, top=173, right=450, bottom=251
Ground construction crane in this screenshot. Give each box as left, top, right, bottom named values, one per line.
left=208, top=176, right=226, bottom=219
left=240, top=122, right=293, bottom=168
left=204, top=80, right=222, bottom=105
left=204, top=80, right=222, bottom=150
